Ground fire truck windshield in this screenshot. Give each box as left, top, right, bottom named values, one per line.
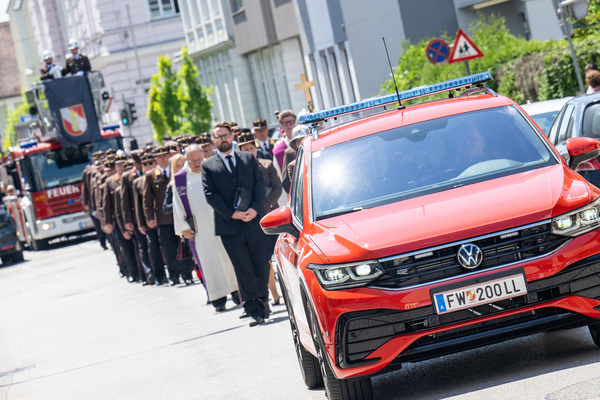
left=20, top=137, right=122, bottom=192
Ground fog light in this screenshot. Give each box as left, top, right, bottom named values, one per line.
left=354, top=264, right=372, bottom=277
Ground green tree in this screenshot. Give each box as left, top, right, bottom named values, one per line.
left=3, top=100, right=31, bottom=151
left=147, top=48, right=212, bottom=142
left=177, top=47, right=212, bottom=135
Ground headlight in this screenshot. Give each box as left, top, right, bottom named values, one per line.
left=309, top=261, right=384, bottom=290
left=552, top=196, right=600, bottom=236
left=41, top=222, right=56, bottom=231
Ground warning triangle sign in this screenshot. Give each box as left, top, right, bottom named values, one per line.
left=449, top=28, right=484, bottom=64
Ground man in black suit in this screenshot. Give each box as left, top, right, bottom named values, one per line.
left=202, top=121, right=271, bottom=327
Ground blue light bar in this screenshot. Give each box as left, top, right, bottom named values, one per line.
left=19, top=141, right=37, bottom=149
left=299, top=72, right=493, bottom=124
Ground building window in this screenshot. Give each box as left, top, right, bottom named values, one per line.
left=148, top=0, right=180, bottom=19
left=230, top=0, right=243, bottom=14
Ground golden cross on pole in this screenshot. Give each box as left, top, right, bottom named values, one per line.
left=295, top=73, right=315, bottom=112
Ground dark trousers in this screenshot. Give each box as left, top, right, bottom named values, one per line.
left=107, top=230, right=126, bottom=276
left=220, top=223, right=271, bottom=318
left=133, top=228, right=153, bottom=281
left=158, top=224, right=181, bottom=281
left=114, top=225, right=138, bottom=280
left=146, top=228, right=167, bottom=282
left=90, top=214, right=106, bottom=249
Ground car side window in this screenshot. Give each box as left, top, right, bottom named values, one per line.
left=290, top=147, right=304, bottom=228
left=556, top=104, right=575, bottom=143
left=582, top=103, right=600, bottom=138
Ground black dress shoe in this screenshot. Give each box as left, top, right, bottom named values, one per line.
left=231, top=291, right=241, bottom=305
left=127, top=276, right=135, bottom=283
left=272, top=298, right=281, bottom=306
left=157, top=278, right=169, bottom=286
left=146, top=275, right=156, bottom=285
left=215, top=305, right=226, bottom=312
left=239, top=311, right=250, bottom=319
left=169, top=278, right=181, bottom=286
left=249, top=316, right=264, bottom=327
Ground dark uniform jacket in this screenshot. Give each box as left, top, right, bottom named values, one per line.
left=120, top=168, right=142, bottom=226
left=201, top=151, right=266, bottom=236
left=94, top=173, right=108, bottom=225
left=142, top=167, right=173, bottom=226
left=40, top=63, right=59, bottom=80
left=133, top=175, right=147, bottom=229
left=255, top=138, right=278, bottom=156
left=281, top=147, right=298, bottom=193
left=258, top=158, right=282, bottom=213
left=81, top=166, right=92, bottom=209
left=64, top=53, right=91, bottom=75
left=102, top=174, right=121, bottom=226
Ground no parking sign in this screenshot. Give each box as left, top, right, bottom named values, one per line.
left=426, top=39, right=450, bottom=65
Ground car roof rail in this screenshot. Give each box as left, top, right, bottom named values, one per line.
left=458, top=86, right=497, bottom=98
left=299, top=72, right=493, bottom=134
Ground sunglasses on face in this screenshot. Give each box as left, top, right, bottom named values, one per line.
left=142, top=161, right=155, bottom=166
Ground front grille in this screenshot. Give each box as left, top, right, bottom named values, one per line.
left=371, top=221, right=569, bottom=290
left=336, top=260, right=600, bottom=368
left=48, top=196, right=82, bottom=215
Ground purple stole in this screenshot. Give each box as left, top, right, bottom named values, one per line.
left=174, top=169, right=206, bottom=290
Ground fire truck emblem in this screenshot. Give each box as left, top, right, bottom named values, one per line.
left=60, top=104, right=87, bottom=136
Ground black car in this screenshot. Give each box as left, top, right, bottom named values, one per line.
left=0, top=205, right=24, bottom=264
left=548, top=91, right=600, bottom=186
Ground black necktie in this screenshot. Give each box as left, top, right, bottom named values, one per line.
left=163, top=169, right=169, bottom=180
left=226, top=155, right=235, bottom=175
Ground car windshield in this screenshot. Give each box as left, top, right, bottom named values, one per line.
left=529, top=111, right=559, bottom=136
left=311, top=106, right=557, bottom=220
left=21, top=137, right=122, bottom=191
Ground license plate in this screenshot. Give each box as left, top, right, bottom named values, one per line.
left=431, top=272, right=527, bottom=315
left=79, top=220, right=93, bottom=229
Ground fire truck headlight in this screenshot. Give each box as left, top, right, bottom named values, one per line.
left=41, top=222, right=55, bottom=231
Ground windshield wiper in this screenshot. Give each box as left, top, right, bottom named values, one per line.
left=317, top=207, right=364, bottom=220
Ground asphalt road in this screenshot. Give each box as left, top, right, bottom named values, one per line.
left=0, top=237, right=599, bottom=400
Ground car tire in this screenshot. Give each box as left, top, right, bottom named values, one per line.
left=589, top=322, right=600, bottom=347
left=305, top=296, right=373, bottom=400
left=11, top=250, right=24, bottom=263
left=279, top=268, right=323, bottom=389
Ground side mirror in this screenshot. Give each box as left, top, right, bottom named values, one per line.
left=565, top=137, right=600, bottom=170
left=260, top=206, right=298, bottom=238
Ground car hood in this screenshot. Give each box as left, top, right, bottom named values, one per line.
left=310, top=165, right=594, bottom=264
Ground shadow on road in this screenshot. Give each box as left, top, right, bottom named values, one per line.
left=372, top=327, right=600, bottom=399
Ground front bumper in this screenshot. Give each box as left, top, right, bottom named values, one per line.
left=31, top=211, right=94, bottom=240
left=326, top=254, right=600, bottom=379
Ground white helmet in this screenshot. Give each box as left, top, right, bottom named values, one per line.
left=42, top=50, right=54, bottom=60
left=68, top=39, right=79, bottom=50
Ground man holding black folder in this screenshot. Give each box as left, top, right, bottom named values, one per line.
left=202, top=122, right=272, bottom=327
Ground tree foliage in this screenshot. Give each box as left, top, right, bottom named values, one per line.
left=147, top=47, right=212, bottom=143
left=3, top=100, right=31, bottom=151
left=382, top=13, right=600, bottom=104
left=177, top=47, right=212, bottom=135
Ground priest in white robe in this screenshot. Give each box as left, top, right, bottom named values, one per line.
left=173, top=145, right=239, bottom=312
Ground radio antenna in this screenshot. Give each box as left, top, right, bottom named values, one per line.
left=383, top=37, right=404, bottom=110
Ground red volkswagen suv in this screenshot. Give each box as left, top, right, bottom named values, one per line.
left=261, top=73, right=600, bottom=400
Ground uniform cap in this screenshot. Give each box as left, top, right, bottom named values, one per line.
left=290, top=124, right=309, bottom=146
left=253, top=119, right=268, bottom=128
left=237, top=129, right=256, bottom=147
left=104, top=160, right=115, bottom=169
left=68, top=39, right=79, bottom=50
left=195, top=133, right=211, bottom=145
left=115, top=154, right=127, bottom=164
left=154, top=146, right=169, bottom=156
left=42, top=50, right=54, bottom=60
left=130, top=149, right=143, bottom=163
left=141, top=153, right=156, bottom=164
left=105, top=148, right=116, bottom=156
left=93, top=150, right=104, bottom=158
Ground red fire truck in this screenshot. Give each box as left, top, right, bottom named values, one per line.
left=3, top=72, right=123, bottom=250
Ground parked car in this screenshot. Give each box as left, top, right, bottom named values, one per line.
left=0, top=204, right=24, bottom=264
left=261, top=73, right=600, bottom=400
left=520, top=96, right=573, bottom=136
left=548, top=91, right=600, bottom=187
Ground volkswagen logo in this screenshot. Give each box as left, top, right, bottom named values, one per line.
left=457, top=244, right=483, bottom=270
